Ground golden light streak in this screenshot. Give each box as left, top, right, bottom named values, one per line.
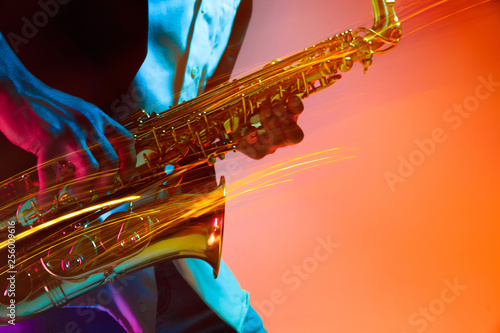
left=237, top=179, right=294, bottom=196
left=402, top=0, right=491, bottom=37
left=0, top=196, right=140, bottom=250
left=229, top=148, right=353, bottom=190
left=224, top=148, right=357, bottom=203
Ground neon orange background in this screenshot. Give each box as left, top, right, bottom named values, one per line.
left=220, top=0, right=500, bottom=332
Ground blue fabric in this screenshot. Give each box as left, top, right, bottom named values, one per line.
left=0, top=308, right=126, bottom=333
left=241, top=306, right=267, bottom=333
left=155, top=261, right=235, bottom=333
left=0, top=262, right=266, bottom=333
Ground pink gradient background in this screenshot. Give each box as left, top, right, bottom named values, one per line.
left=218, top=0, right=500, bottom=332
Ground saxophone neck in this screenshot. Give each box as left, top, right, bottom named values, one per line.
left=371, top=0, right=401, bottom=43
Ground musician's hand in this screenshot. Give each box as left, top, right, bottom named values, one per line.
left=238, top=95, right=304, bottom=159
left=0, top=79, right=136, bottom=209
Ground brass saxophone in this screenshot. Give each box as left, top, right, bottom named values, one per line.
left=0, top=0, right=401, bottom=324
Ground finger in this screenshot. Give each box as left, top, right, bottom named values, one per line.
left=105, top=123, right=137, bottom=182
left=253, top=131, right=278, bottom=159
left=259, top=103, right=288, bottom=146
left=67, top=144, right=99, bottom=202
left=260, top=102, right=282, bottom=131
left=239, top=131, right=276, bottom=160
left=259, top=102, right=273, bottom=125
left=37, top=153, right=59, bottom=211
left=266, top=126, right=285, bottom=146
left=283, top=122, right=304, bottom=145
left=285, top=95, right=304, bottom=116
left=88, top=138, right=120, bottom=192
left=244, top=127, right=259, bottom=145
left=271, top=101, right=285, bottom=118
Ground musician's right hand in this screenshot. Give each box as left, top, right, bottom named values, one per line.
left=238, top=95, right=305, bottom=160
left=0, top=78, right=137, bottom=210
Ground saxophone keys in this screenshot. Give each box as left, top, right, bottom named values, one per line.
left=340, top=57, right=353, bottom=72
left=57, top=185, right=82, bottom=208
left=208, top=155, right=217, bottom=165
left=362, top=59, right=373, bottom=74
left=223, top=114, right=240, bottom=134
left=320, top=61, right=337, bottom=77
left=16, top=197, right=47, bottom=227
left=136, top=149, right=157, bottom=169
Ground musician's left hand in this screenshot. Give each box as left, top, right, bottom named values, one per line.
left=238, top=95, right=304, bottom=159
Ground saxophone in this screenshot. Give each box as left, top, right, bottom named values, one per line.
left=0, top=0, right=401, bottom=324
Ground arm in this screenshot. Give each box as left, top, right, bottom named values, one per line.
left=0, top=32, right=136, bottom=209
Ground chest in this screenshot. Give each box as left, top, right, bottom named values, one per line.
left=131, top=0, right=240, bottom=113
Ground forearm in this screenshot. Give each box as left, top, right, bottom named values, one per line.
left=0, top=31, right=69, bottom=150
left=0, top=31, right=35, bottom=94
left=0, top=31, right=76, bottom=111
